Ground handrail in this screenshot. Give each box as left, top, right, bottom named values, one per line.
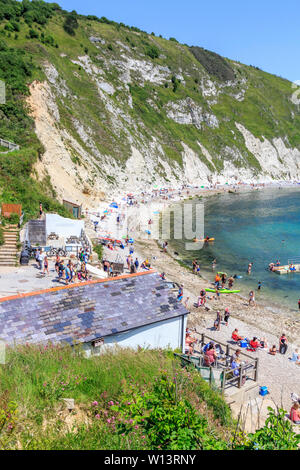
left=0, top=138, right=20, bottom=152
left=193, top=329, right=256, bottom=362
left=182, top=329, right=259, bottom=393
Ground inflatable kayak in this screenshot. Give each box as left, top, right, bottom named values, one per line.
left=193, top=238, right=215, bottom=242
left=205, top=288, right=240, bottom=294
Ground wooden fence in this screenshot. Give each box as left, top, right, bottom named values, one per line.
left=1, top=203, right=22, bottom=218
left=0, top=138, right=20, bottom=152
left=177, top=330, right=259, bottom=393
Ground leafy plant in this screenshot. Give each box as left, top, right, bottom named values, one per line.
left=110, top=373, right=228, bottom=450
left=243, top=407, right=300, bottom=450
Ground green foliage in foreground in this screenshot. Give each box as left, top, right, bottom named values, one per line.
left=0, top=345, right=234, bottom=450
left=245, top=407, right=300, bottom=450
left=0, top=345, right=298, bottom=450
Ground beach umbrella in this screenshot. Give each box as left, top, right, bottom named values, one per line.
left=110, top=202, right=119, bottom=209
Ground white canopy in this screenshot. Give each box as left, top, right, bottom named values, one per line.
left=46, top=214, right=84, bottom=239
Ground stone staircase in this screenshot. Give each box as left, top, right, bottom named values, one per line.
left=0, top=224, right=19, bottom=266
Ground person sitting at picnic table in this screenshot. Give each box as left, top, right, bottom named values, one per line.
left=185, top=331, right=197, bottom=355
left=202, top=341, right=214, bottom=354
left=290, top=402, right=300, bottom=424
left=231, top=358, right=241, bottom=377
left=232, top=329, right=244, bottom=343
left=231, top=349, right=242, bottom=364
left=204, top=344, right=217, bottom=367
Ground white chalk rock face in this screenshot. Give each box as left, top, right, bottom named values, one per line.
left=236, top=123, right=300, bottom=179
left=165, top=99, right=219, bottom=129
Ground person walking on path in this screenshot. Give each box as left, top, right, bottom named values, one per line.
left=38, top=249, right=44, bottom=271
left=55, top=254, right=61, bottom=274
left=43, top=255, right=49, bottom=276
left=279, top=333, right=288, bottom=354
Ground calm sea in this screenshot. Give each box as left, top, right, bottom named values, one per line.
left=169, top=187, right=300, bottom=314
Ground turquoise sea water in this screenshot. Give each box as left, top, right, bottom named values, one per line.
left=170, top=187, right=300, bottom=314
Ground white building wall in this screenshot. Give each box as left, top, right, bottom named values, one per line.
left=83, top=315, right=187, bottom=357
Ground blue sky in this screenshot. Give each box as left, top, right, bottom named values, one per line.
left=48, top=0, right=300, bottom=82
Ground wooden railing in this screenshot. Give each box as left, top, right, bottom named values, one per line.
left=0, top=138, right=20, bottom=152
left=179, top=330, right=259, bottom=394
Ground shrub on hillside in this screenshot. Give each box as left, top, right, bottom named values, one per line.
left=189, top=46, right=235, bottom=81
left=63, top=10, right=78, bottom=36
left=145, top=45, right=159, bottom=59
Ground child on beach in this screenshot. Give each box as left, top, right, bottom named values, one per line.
left=43, top=255, right=49, bottom=276
left=214, top=311, right=221, bottom=331
left=258, top=281, right=262, bottom=291
left=224, top=308, right=230, bottom=326
left=249, top=291, right=255, bottom=306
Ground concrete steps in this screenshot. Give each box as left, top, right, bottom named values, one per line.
left=225, top=382, right=260, bottom=406
left=0, top=225, right=19, bottom=266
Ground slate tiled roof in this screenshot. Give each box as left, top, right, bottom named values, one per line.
left=0, top=272, right=188, bottom=346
